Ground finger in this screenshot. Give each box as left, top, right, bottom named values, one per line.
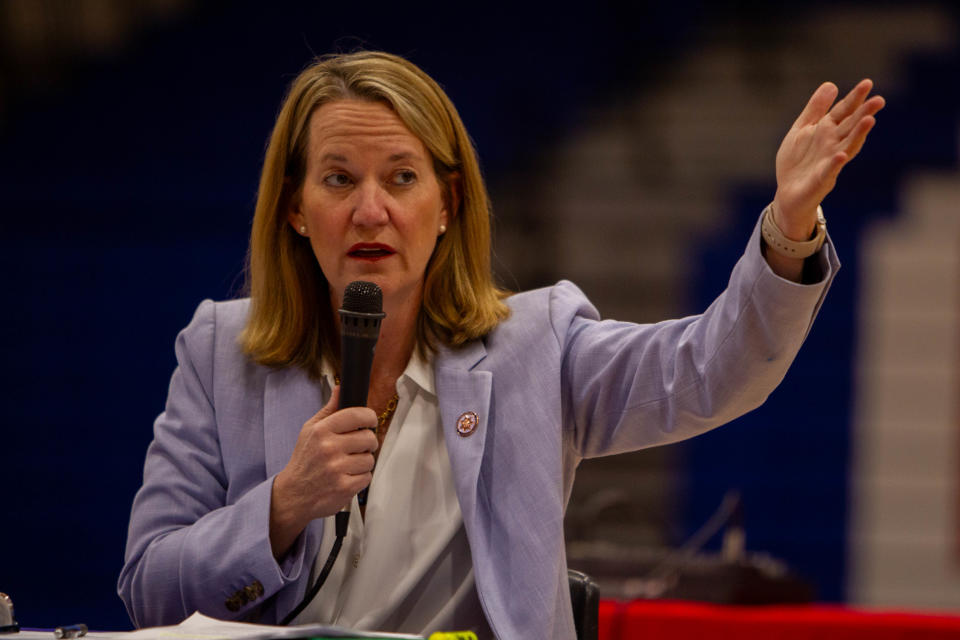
left=843, top=115, right=877, bottom=160
left=864, top=94, right=885, bottom=115
left=311, top=385, right=341, bottom=422
left=836, top=94, right=885, bottom=138
left=794, top=82, right=839, bottom=128
left=344, top=472, right=372, bottom=495
left=342, top=452, right=376, bottom=475
left=326, top=406, right=379, bottom=434
left=340, top=428, right=379, bottom=454
left=828, top=78, right=873, bottom=124
left=818, top=151, right=848, bottom=188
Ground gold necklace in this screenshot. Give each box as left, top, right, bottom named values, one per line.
left=334, top=374, right=399, bottom=441
left=377, top=393, right=399, bottom=440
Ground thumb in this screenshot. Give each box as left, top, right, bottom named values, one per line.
left=313, top=385, right=341, bottom=421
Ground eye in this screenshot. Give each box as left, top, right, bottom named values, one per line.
left=323, top=172, right=351, bottom=187
left=392, top=170, right=417, bottom=186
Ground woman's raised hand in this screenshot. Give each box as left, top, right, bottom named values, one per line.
left=269, top=385, right=378, bottom=559
left=772, top=79, right=885, bottom=240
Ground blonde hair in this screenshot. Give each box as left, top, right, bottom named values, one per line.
left=241, top=51, right=510, bottom=376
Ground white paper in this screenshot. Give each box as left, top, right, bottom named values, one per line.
left=19, top=613, right=424, bottom=640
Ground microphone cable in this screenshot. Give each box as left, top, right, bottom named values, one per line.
left=279, top=280, right=383, bottom=625
left=279, top=509, right=350, bottom=625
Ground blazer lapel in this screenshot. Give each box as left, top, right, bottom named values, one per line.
left=435, top=340, right=491, bottom=528
left=436, top=339, right=516, bottom=634
left=437, top=339, right=569, bottom=638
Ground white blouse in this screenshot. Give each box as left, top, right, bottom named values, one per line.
left=292, top=349, right=492, bottom=638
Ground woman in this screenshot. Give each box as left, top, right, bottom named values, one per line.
left=118, top=51, right=883, bottom=638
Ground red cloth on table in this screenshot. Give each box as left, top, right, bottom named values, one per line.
left=599, top=599, right=960, bottom=640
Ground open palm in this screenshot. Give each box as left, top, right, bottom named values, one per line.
left=773, top=79, right=885, bottom=239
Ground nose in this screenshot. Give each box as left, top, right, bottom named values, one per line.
left=350, top=179, right=390, bottom=228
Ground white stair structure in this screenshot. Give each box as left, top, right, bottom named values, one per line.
left=850, top=170, right=960, bottom=609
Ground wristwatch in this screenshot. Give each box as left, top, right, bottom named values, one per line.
left=761, top=204, right=826, bottom=259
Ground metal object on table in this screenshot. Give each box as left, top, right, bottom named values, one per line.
left=0, top=593, right=19, bottom=634
left=54, top=624, right=87, bottom=639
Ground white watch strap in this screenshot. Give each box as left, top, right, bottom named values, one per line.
left=761, top=204, right=826, bottom=259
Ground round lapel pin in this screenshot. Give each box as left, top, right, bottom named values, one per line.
left=456, top=411, right=479, bottom=437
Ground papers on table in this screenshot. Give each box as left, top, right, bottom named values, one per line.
left=19, top=612, right=425, bottom=640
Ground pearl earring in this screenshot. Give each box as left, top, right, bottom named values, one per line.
left=439, top=224, right=447, bottom=234
left=299, top=226, right=307, bottom=235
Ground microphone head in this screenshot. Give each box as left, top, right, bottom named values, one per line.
left=341, top=280, right=383, bottom=314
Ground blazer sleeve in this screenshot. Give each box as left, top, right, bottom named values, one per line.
left=117, top=300, right=309, bottom=628
left=558, top=213, right=840, bottom=458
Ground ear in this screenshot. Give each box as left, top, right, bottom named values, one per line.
left=284, top=180, right=306, bottom=235
left=442, top=172, right=462, bottom=224
left=287, top=210, right=305, bottom=235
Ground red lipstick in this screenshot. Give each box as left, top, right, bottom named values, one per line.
left=347, top=243, right=396, bottom=261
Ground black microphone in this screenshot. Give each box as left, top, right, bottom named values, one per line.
left=338, top=280, right=385, bottom=507
left=279, top=283, right=383, bottom=626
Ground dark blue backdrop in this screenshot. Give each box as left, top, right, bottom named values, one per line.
left=1, top=1, right=956, bottom=630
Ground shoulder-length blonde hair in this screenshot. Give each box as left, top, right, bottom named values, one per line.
left=241, top=50, right=510, bottom=377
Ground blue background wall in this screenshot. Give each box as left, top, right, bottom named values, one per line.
left=1, top=1, right=957, bottom=630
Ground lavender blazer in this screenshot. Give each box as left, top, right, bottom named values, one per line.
left=118, top=218, right=838, bottom=638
